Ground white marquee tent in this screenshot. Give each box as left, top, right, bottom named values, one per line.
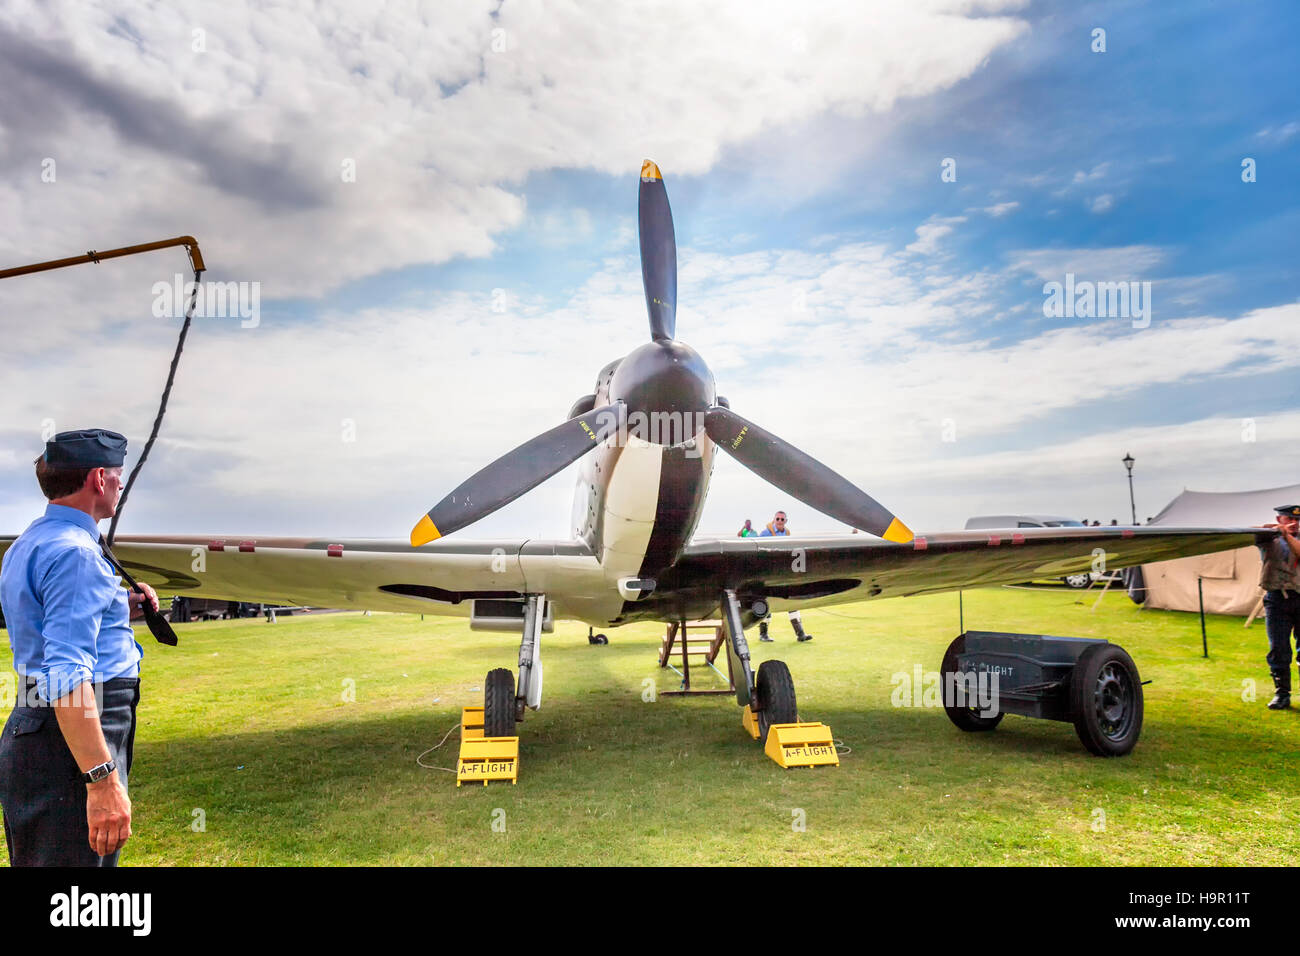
left=1136, top=483, right=1300, bottom=616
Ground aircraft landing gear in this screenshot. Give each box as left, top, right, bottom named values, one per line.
left=481, top=595, right=547, bottom=737
left=721, top=589, right=797, bottom=742
left=587, top=626, right=608, bottom=645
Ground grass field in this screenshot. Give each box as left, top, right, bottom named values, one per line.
left=3, top=586, right=1298, bottom=866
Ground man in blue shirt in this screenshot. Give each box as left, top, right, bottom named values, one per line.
left=0, top=429, right=157, bottom=866
left=757, top=510, right=814, bottom=643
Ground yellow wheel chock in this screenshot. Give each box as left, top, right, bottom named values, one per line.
left=762, top=722, right=840, bottom=769
left=456, top=707, right=519, bottom=786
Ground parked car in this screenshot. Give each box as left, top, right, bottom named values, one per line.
left=963, top=514, right=1102, bottom=589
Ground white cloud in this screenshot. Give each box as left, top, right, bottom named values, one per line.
left=0, top=0, right=1030, bottom=309
left=979, top=201, right=1020, bottom=217
left=1007, top=245, right=1166, bottom=282
left=1072, top=162, right=1110, bottom=184
left=1255, top=122, right=1299, bottom=143
left=906, top=215, right=967, bottom=255
left=1089, top=193, right=1115, bottom=214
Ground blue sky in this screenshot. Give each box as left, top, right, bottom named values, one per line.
left=0, top=0, right=1296, bottom=539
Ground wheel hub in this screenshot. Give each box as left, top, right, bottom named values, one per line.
left=1094, top=662, right=1134, bottom=740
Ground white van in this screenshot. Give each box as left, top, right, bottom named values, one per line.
left=963, top=514, right=1094, bottom=588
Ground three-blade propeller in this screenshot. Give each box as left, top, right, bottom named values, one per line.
left=410, top=160, right=912, bottom=547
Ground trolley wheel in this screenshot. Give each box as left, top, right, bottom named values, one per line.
left=754, top=660, right=798, bottom=743
left=940, top=634, right=1004, bottom=732
left=1070, top=643, right=1143, bottom=757
left=484, top=668, right=517, bottom=738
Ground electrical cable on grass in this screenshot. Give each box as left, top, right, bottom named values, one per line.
left=814, top=608, right=879, bottom=621
left=416, top=721, right=462, bottom=773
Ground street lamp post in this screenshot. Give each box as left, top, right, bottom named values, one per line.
left=1122, top=453, right=1136, bottom=525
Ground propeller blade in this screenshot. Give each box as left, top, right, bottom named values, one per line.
left=703, top=406, right=913, bottom=543
left=638, top=159, right=677, bottom=342
left=411, top=403, right=624, bottom=545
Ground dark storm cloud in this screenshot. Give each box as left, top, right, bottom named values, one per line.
left=0, top=25, right=327, bottom=211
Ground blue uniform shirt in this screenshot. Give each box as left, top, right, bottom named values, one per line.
left=1, top=504, right=142, bottom=702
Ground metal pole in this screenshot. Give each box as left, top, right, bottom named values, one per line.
left=1198, top=577, right=1208, bottom=658
left=0, top=236, right=205, bottom=279
left=958, top=591, right=964, bottom=634
left=1128, top=470, right=1137, bottom=525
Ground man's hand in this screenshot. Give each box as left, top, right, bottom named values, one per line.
left=128, top=581, right=159, bottom=613
left=86, top=773, right=132, bottom=857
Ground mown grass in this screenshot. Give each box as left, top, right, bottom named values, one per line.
left=3, top=586, right=1298, bottom=865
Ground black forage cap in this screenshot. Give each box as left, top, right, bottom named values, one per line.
left=43, top=429, right=127, bottom=468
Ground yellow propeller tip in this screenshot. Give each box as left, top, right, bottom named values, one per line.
left=410, top=514, right=441, bottom=547
left=640, top=159, right=662, bottom=181
left=882, top=517, right=913, bottom=544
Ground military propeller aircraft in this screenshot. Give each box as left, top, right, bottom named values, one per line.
left=2, top=161, right=1268, bottom=745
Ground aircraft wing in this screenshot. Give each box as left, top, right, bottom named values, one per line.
left=0, top=534, right=547, bottom=618
left=624, top=526, right=1272, bottom=623
left=0, top=526, right=1272, bottom=628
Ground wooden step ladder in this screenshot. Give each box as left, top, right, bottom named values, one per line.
left=659, top=619, right=735, bottom=695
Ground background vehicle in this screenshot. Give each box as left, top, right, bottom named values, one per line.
left=963, top=515, right=1114, bottom=588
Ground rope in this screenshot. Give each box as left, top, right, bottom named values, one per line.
left=107, top=267, right=203, bottom=545
left=416, top=721, right=462, bottom=774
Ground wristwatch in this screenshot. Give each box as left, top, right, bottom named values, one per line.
left=81, top=761, right=117, bottom=784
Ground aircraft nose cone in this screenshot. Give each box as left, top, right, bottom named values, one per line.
left=609, top=340, right=714, bottom=437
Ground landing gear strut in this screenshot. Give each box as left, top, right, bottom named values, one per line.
left=481, top=595, right=547, bottom=737
left=720, top=589, right=797, bottom=742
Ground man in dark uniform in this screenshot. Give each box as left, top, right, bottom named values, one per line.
left=0, top=429, right=157, bottom=865
left=1258, top=504, right=1300, bottom=710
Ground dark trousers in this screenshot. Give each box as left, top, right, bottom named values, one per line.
left=0, top=677, right=139, bottom=867
left=1264, top=590, right=1300, bottom=676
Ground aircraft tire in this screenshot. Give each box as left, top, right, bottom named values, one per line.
left=484, top=667, right=517, bottom=738
left=940, top=634, right=1004, bottom=732
left=755, top=660, right=797, bottom=743
left=1070, top=643, right=1142, bottom=757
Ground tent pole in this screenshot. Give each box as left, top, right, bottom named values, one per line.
left=1244, top=593, right=1265, bottom=628
left=1198, top=577, right=1208, bottom=657
left=1089, top=572, right=1115, bottom=612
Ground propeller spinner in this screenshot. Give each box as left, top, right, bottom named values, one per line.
left=409, top=160, right=913, bottom=547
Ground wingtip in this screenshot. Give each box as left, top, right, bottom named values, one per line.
left=410, top=514, right=441, bottom=547
left=882, top=517, right=913, bottom=544
left=640, top=159, right=662, bottom=181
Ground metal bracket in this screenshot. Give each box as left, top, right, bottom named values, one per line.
left=720, top=589, right=754, bottom=708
